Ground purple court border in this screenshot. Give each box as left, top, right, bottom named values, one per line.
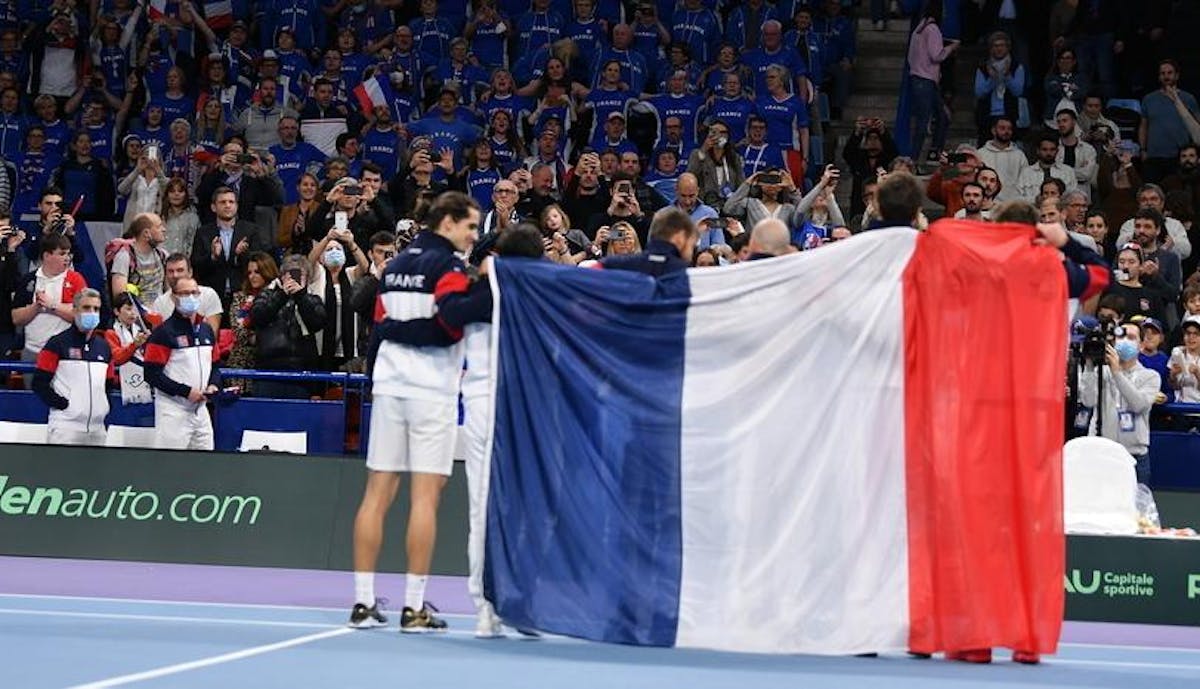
left=2, top=555, right=1199, bottom=649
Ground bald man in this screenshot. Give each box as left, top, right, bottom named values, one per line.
left=747, top=218, right=792, bottom=259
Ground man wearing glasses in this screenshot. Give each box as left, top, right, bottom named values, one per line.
left=479, top=180, right=521, bottom=237
left=143, top=277, right=221, bottom=450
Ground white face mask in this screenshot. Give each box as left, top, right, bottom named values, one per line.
left=324, top=245, right=346, bottom=268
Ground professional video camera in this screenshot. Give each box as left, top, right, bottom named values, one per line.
left=1067, top=316, right=1125, bottom=440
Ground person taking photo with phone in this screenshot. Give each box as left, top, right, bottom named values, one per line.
left=723, top=167, right=800, bottom=228
left=585, top=173, right=651, bottom=245
left=194, top=140, right=284, bottom=225
left=249, top=253, right=327, bottom=397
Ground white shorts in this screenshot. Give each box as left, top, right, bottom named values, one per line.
left=366, top=395, right=457, bottom=475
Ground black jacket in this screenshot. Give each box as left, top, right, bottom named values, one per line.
left=191, top=220, right=262, bottom=303
left=250, top=286, right=326, bottom=371
left=195, top=169, right=284, bottom=226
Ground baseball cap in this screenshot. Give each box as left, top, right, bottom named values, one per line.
left=693, top=206, right=720, bottom=224
left=261, top=49, right=279, bottom=61
left=606, top=111, right=626, bottom=121
left=230, top=19, right=248, bottom=30
left=1182, top=319, right=1200, bottom=333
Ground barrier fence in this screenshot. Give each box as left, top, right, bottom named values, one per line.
left=2, top=362, right=1196, bottom=488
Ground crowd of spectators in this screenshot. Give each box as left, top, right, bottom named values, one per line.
left=0, top=0, right=869, bottom=393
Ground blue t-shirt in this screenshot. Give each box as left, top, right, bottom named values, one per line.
left=406, top=116, right=482, bottom=171
left=515, top=10, right=565, bottom=58
left=592, top=47, right=648, bottom=94
left=488, top=136, right=521, bottom=173
left=269, top=141, right=327, bottom=204
left=706, top=96, right=756, bottom=141
left=479, top=93, right=533, bottom=129
left=756, top=94, right=808, bottom=149
left=647, top=92, right=704, bottom=148
left=563, top=18, right=606, bottom=65
left=738, top=142, right=787, bottom=178
left=470, top=19, right=509, bottom=69
left=362, top=128, right=404, bottom=177
left=743, top=46, right=808, bottom=95
left=585, top=87, right=635, bottom=144
left=1142, top=90, right=1200, bottom=159
left=410, top=16, right=456, bottom=62
left=466, top=167, right=502, bottom=210
left=152, top=94, right=196, bottom=127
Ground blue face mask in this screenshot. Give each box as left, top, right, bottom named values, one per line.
left=76, top=311, right=100, bottom=331
left=177, top=295, right=200, bottom=316
left=325, top=246, right=346, bottom=268
left=1115, top=338, right=1140, bottom=362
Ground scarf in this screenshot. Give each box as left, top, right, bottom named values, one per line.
left=989, top=56, right=1013, bottom=99
left=115, top=321, right=153, bottom=404
left=320, top=267, right=355, bottom=368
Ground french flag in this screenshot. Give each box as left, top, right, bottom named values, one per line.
left=148, top=0, right=168, bottom=20
left=202, top=0, right=233, bottom=30
left=482, top=222, right=1067, bottom=655
left=352, top=75, right=391, bottom=115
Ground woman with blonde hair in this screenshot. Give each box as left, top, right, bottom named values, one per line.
left=604, top=220, right=642, bottom=256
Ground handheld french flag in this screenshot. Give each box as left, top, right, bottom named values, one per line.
left=147, top=0, right=168, bottom=20
left=482, top=222, right=1067, bottom=656
left=352, top=75, right=393, bottom=115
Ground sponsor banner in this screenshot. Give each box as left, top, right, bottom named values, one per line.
left=1065, top=534, right=1200, bottom=626
left=0, top=445, right=467, bottom=574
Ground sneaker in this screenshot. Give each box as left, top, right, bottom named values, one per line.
left=475, top=605, right=504, bottom=639
left=400, top=602, right=448, bottom=633
left=347, top=600, right=388, bottom=629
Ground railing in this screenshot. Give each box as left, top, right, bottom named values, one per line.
left=1, top=360, right=1198, bottom=482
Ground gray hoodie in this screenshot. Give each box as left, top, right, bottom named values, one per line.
left=976, top=140, right=1028, bottom=202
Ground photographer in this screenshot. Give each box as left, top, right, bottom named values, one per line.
left=842, top=117, right=897, bottom=217
left=586, top=173, right=651, bottom=246
left=926, top=146, right=982, bottom=218
left=250, top=253, right=326, bottom=398
left=688, top=120, right=745, bottom=209
left=723, top=169, right=799, bottom=229
left=194, top=141, right=284, bottom=226
left=305, top=177, right=389, bottom=258
left=1078, top=319, right=1161, bottom=485
left=21, top=187, right=88, bottom=270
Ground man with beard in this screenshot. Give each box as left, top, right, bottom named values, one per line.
left=562, top=152, right=611, bottom=238
left=1131, top=207, right=1182, bottom=300
left=110, top=213, right=168, bottom=304
left=955, top=182, right=989, bottom=221
left=1162, top=144, right=1200, bottom=214
left=1055, top=109, right=1098, bottom=190
left=1017, top=134, right=1078, bottom=202
left=976, top=116, right=1026, bottom=202
left=269, top=117, right=327, bottom=205
left=235, top=77, right=297, bottom=151
left=362, top=105, right=407, bottom=178
left=1139, top=59, right=1200, bottom=183
left=1116, top=183, right=1193, bottom=259
left=976, top=166, right=1002, bottom=213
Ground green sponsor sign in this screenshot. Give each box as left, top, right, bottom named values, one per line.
left=0, top=445, right=468, bottom=574
left=1065, top=535, right=1200, bottom=626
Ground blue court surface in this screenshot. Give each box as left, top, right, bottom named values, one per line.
left=2, top=592, right=1199, bottom=689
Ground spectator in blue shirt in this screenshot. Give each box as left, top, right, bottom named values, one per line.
left=564, top=0, right=607, bottom=66
left=702, top=43, right=751, bottom=97
left=515, top=0, right=565, bottom=62
left=269, top=115, right=326, bottom=205
left=738, top=115, right=788, bottom=179
left=52, top=131, right=116, bottom=222
left=405, top=85, right=482, bottom=173
left=813, top=0, right=855, bottom=119
left=725, top=0, right=776, bottom=51
left=457, top=138, right=504, bottom=210
left=361, top=105, right=407, bottom=178
left=756, top=65, right=810, bottom=159
left=784, top=6, right=827, bottom=92
left=0, top=87, right=22, bottom=160
left=484, top=109, right=527, bottom=174
left=645, top=70, right=704, bottom=151
left=31, top=96, right=71, bottom=161
left=743, top=21, right=810, bottom=100
left=581, top=60, right=636, bottom=148
left=263, top=0, right=320, bottom=53
left=705, top=71, right=756, bottom=142
left=478, top=70, right=533, bottom=131
left=409, top=0, right=456, bottom=63
left=629, top=2, right=670, bottom=68
left=465, top=1, right=511, bottom=71
left=592, top=23, right=649, bottom=95
left=670, top=0, right=720, bottom=66
left=432, top=38, right=489, bottom=107
left=591, top=111, right=638, bottom=158
left=334, top=28, right=373, bottom=90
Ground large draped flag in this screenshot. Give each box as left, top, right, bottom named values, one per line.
left=481, top=221, right=1067, bottom=656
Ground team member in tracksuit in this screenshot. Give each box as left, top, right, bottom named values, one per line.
left=349, top=191, right=490, bottom=633
left=143, top=277, right=221, bottom=450
left=461, top=223, right=545, bottom=638
left=32, top=288, right=111, bottom=446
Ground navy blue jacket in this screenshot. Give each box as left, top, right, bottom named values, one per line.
left=599, top=239, right=690, bottom=277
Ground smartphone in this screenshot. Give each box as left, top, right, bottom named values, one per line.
left=334, top=211, right=349, bottom=231
left=146, top=145, right=158, bottom=161
left=612, top=228, right=625, bottom=239
left=758, top=173, right=781, bottom=185
left=614, top=181, right=632, bottom=195
left=342, top=185, right=362, bottom=196
left=286, top=268, right=303, bottom=283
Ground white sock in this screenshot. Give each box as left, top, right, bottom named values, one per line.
left=354, top=572, right=375, bottom=607
left=405, top=573, right=428, bottom=611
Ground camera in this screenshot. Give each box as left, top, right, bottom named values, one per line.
left=236, top=153, right=256, bottom=165
left=342, top=185, right=362, bottom=196
left=758, top=173, right=781, bottom=185
left=286, top=268, right=303, bottom=283
left=1074, top=317, right=1120, bottom=365
left=428, top=151, right=443, bottom=164
left=947, top=153, right=969, bottom=165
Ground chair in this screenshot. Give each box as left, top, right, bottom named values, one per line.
left=1063, top=436, right=1139, bottom=535
left=239, top=430, right=308, bottom=454
left=105, top=425, right=158, bottom=449
left=0, top=422, right=48, bottom=444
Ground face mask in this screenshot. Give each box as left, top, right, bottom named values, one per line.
left=1115, top=339, right=1140, bottom=362
left=716, top=136, right=728, bottom=148
left=325, top=246, right=346, bottom=268
left=177, top=295, right=200, bottom=316
left=76, top=311, right=99, bottom=331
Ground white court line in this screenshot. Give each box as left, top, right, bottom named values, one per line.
left=1049, top=658, right=1200, bottom=671
left=1061, top=642, right=1200, bottom=654
left=64, top=627, right=354, bottom=689
left=0, top=592, right=475, bottom=618
left=0, top=607, right=336, bottom=629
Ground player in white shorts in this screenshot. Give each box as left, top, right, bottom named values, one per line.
left=349, top=192, right=489, bottom=633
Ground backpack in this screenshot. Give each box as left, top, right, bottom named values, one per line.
left=104, top=238, right=164, bottom=292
